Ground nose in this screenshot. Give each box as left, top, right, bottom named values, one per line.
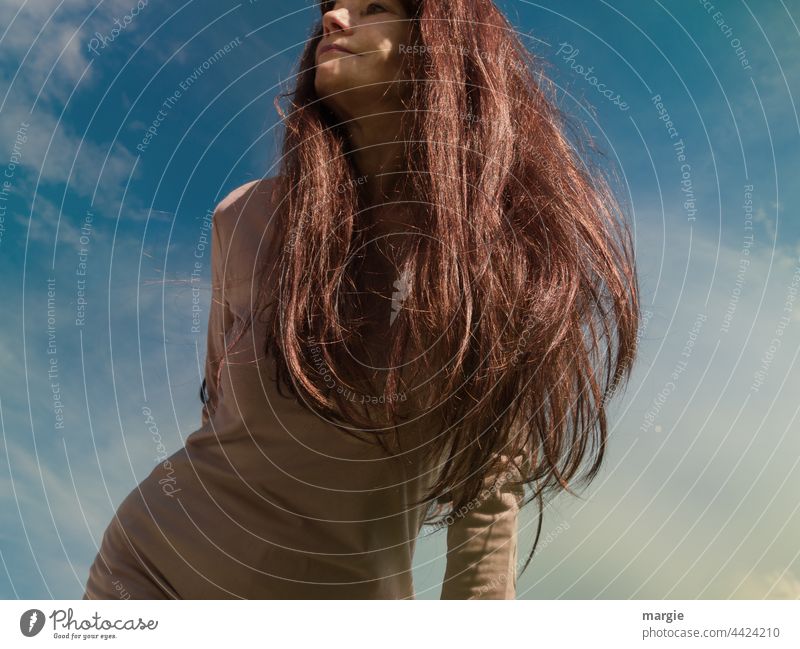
left=322, top=7, right=352, bottom=36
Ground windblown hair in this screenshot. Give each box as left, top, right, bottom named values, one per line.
left=203, top=0, right=640, bottom=577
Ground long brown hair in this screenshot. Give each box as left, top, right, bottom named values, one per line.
left=204, top=0, right=640, bottom=578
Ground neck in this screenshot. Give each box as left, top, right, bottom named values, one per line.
left=344, top=112, right=409, bottom=206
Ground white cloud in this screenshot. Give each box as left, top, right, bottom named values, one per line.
left=734, top=569, right=800, bottom=598
left=0, top=0, right=146, bottom=221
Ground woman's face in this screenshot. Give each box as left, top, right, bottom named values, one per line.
left=314, top=0, right=414, bottom=120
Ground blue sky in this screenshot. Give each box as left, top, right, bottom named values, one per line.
left=1, top=0, right=798, bottom=599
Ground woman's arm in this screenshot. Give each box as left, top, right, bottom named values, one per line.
left=82, top=492, right=178, bottom=599
left=439, top=453, right=528, bottom=599
left=200, top=207, right=235, bottom=427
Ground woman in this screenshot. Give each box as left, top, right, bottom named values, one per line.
left=84, top=0, right=639, bottom=599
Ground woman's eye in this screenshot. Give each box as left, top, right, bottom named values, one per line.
left=366, top=3, right=386, bottom=14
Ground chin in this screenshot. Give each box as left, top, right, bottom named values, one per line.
left=315, top=74, right=356, bottom=102
left=315, top=67, right=343, bottom=89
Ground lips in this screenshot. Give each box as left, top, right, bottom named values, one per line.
left=319, top=43, right=354, bottom=56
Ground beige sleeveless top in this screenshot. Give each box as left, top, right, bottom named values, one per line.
left=82, top=177, right=525, bottom=599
